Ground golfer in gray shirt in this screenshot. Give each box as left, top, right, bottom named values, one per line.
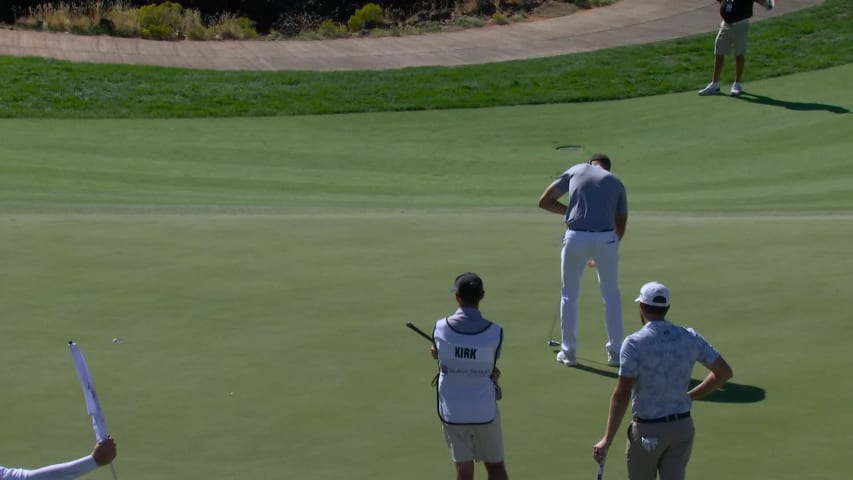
left=538, top=153, right=628, bottom=367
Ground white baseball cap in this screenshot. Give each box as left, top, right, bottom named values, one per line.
left=634, top=281, right=671, bottom=307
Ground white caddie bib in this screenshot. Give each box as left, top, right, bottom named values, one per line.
left=434, top=318, right=503, bottom=425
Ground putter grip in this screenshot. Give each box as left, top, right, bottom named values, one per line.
left=405, top=322, right=435, bottom=344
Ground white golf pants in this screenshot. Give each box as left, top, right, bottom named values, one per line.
left=559, top=229, right=623, bottom=355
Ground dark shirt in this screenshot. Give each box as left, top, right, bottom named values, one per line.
left=720, top=0, right=755, bottom=23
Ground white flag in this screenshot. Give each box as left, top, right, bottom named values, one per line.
left=69, top=341, right=110, bottom=442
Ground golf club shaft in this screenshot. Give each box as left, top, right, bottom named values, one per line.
left=405, top=322, right=435, bottom=345
left=547, top=304, right=560, bottom=346
left=596, top=458, right=606, bottom=480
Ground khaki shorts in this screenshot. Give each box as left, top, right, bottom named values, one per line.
left=442, top=411, right=505, bottom=463
left=714, top=19, right=750, bottom=56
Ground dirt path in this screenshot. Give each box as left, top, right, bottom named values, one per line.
left=0, top=0, right=821, bottom=71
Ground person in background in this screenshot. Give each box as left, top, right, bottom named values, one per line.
left=698, top=0, right=775, bottom=96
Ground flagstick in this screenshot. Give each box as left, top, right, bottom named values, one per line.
left=68, top=341, right=118, bottom=480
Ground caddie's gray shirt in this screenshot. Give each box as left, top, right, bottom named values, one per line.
left=552, top=163, right=627, bottom=231
left=619, top=320, right=720, bottom=419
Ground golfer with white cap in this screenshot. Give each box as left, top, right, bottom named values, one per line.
left=592, top=281, right=733, bottom=480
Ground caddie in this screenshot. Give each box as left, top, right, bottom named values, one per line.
left=431, top=272, right=509, bottom=480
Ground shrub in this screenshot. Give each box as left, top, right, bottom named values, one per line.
left=212, top=13, right=258, bottom=40
left=182, top=8, right=209, bottom=40
left=460, top=0, right=496, bottom=15
left=41, top=3, right=72, bottom=32
left=460, top=0, right=482, bottom=15
left=318, top=19, right=348, bottom=38
left=15, top=15, right=41, bottom=29
left=69, top=14, right=96, bottom=33
left=452, top=15, right=485, bottom=28
left=347, top=3, right=385, bottom=31
left=492, top=12, right=508, bottom=24
left=137, top=1, right=183, bottom=40
left=106, top=1, right=140, bottom=37
left=16, top=1, right=114, bottom=34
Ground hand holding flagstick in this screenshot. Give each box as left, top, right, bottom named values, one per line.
left=69, top=341, right=119, bottom=480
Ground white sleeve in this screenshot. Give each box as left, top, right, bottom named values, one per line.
left=0, top=456, right=98, bottom=480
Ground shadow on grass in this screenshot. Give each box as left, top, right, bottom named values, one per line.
left=564, top=354, right=766, bottom=404
left=573, top=363, right=619, bottom=378
left=690, top=379, right=766, bottom=404
left=734, top=92, right=850, bottom=114
left=548, top=350, right=620, bottom=378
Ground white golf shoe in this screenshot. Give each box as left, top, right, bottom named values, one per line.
left=607, top=352, right=620, bottom=367
left=731, top=82, right=743, bottom=96
left=556, top=350, right=578, bottom=366
left=698, top=82, right=721, bottom=96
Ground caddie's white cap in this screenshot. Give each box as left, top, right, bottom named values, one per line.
left=634, top=281, right=671, bottom=307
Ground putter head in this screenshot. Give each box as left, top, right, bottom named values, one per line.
left=547, top=340, right=560, bottom=347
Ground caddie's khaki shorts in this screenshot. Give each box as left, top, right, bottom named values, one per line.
left=442, top=411, right=505, bottom=463
left=715, top=19, right=750, bottom=56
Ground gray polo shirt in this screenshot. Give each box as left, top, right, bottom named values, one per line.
left=619, top=320, right=720, bottom=419
left=552, top=163, right=628, bottom=231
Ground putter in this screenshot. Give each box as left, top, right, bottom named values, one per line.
left=596, top=451, right=607, bottom=480
left=547, top=307, right=560, bottom=347
left=405, top=322, right=435, bottom=345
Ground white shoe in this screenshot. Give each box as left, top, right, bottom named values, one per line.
left=556, top=350, right=578, bottom=367
left=764, top=0, right=774, bottom=10
left=607, top=352, right=620, bottom=367
left=731, top=82, right=743, bottom=96
left=698, top=82, right=720, bottom=96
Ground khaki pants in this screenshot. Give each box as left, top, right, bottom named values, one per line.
left=626, top=417, right=695, bottom=480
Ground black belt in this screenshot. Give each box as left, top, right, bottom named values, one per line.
left=634, top=411, right=690, bottom=424
left=568, top=228, right=614, bottom=233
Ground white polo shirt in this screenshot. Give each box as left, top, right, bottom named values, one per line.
left=619, top=320, right=720, bottom=419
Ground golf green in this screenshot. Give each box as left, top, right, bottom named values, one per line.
left=0, top=65, right=850, bottom=479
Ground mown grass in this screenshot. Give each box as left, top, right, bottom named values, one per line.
left=0, top=0, right=850, bottom=118
left=0, top=68, right=851, bottom=479
left=2, top=63, right=851, bottom=213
